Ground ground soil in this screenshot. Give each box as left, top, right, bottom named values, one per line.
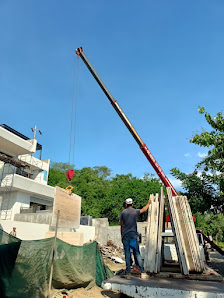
left=104, top=258, right=126, bottom=273
left=52, top=286, right=121, bottom=298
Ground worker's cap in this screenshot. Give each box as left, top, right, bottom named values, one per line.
left=126, top=198, right=133, bottom=204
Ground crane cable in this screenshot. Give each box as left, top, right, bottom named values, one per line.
left=67, top=55, right=79, bottom=188
left=69, top=56, right=79, bottom=166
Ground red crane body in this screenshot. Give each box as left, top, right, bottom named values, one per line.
left=75, top=47, right=178, bottom=196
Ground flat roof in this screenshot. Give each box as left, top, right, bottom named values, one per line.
left=0, top=124, right=42, bottom=151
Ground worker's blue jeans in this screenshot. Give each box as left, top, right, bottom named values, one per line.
left=122, top=236, right=144, bottom=273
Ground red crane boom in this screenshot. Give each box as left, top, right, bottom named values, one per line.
left=75, top=47, right=178, bottom=196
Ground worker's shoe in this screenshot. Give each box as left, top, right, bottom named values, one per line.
left=125, top=271, right=132, bottom=279
left=141, top=272, right=149, bottom=279
left=120, top=270, right=131, bottom=279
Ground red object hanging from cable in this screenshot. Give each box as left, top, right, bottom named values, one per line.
left=66, top=169, right=75, bottom=181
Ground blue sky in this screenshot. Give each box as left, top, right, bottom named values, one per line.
left=1, top=1, right=223, bottom=189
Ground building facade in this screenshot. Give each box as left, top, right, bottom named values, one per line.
left=0, top=124, right=55, bottom=220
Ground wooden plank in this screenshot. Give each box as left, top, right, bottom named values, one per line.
left=51, top=186, right=81, bottom=229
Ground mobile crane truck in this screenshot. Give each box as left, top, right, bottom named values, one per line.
left=75, top=47, right=224, bottom=258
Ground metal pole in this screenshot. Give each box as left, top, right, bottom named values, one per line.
left=48, top=210, right=60, bottom=297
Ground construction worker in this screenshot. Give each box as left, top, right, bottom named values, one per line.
left=120, top=198, right=151, bottom=276
left=10, top=227, right=16, bottom=237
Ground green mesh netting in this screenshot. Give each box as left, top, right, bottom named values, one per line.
left=0, top=229, right=113, bottom=298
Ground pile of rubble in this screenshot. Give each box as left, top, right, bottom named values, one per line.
left=99, top=241, right=125, bottom=264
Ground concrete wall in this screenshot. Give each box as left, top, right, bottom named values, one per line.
left=107, top=225, right=122, bottom=247
left=0, top=220, right=50, bottom=240
left=92, top=218, right=109, bottom=245
left=14, top=212, right=52, bottom=225
left=107, top=222, right=148, bottom=248
left=75, top=225, right=96, bottom=244
left=12, top=192, right=30, bottom=219
left=0, top=220, right=95, bottom=244
left=0, top=191, right=30, bottom=220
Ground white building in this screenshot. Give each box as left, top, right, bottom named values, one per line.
left=0, top=124, right=55, bottom=221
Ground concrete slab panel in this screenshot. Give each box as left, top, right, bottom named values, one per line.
left=52, top=187, right=81, bottom=229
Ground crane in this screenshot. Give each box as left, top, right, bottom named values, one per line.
left=75, top=47, right=178, bottom=196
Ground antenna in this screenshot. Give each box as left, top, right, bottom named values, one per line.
left=31, top=125, right=42, bottom=140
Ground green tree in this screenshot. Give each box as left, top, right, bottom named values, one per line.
left=171, top=168, right=215, bottom=214
left=71, top=167, right=110, bottom=218
left=101, top=173, right=162, bottom=224
left=171, top=108, right=224, bottom=213
left=48, top=163, right=163, bottom=224
left=194, top=212, right=224, bottom=243
left=48, top=162, right=73, bottom=189
left=192, top=108, right=224, bottom=196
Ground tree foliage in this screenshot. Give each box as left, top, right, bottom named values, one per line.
left=195, top=212, right=224, bottom=244
left=171, top=108, right=224, bottom=213
left=48, top=163, right=163, bottom=224
left=192, top=107, right=224, bottom=196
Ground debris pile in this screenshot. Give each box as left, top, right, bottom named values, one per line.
left=99, top=241, right=125, bottom=264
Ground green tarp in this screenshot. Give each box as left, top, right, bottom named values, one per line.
left=0, top=229, right=113, bottom=298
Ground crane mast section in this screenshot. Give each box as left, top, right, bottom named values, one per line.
left=75, top=47, right=178, bottom=196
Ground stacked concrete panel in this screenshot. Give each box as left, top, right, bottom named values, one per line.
left=144, top=188, right=165, bottom=273
left=144, top=187, right=204, bottom=275
left=167, top=187, right=205, bottom=274
left=51, top=186, right=81, bottom=229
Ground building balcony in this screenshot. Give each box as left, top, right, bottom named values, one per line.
left=0, top=126, right=37, bottom=156
left=18, top=154, right=50, bottom=171
left=0, top=174, right=55, bottom=201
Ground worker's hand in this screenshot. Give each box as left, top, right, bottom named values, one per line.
left=148, top=199, right=151, bottom=205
